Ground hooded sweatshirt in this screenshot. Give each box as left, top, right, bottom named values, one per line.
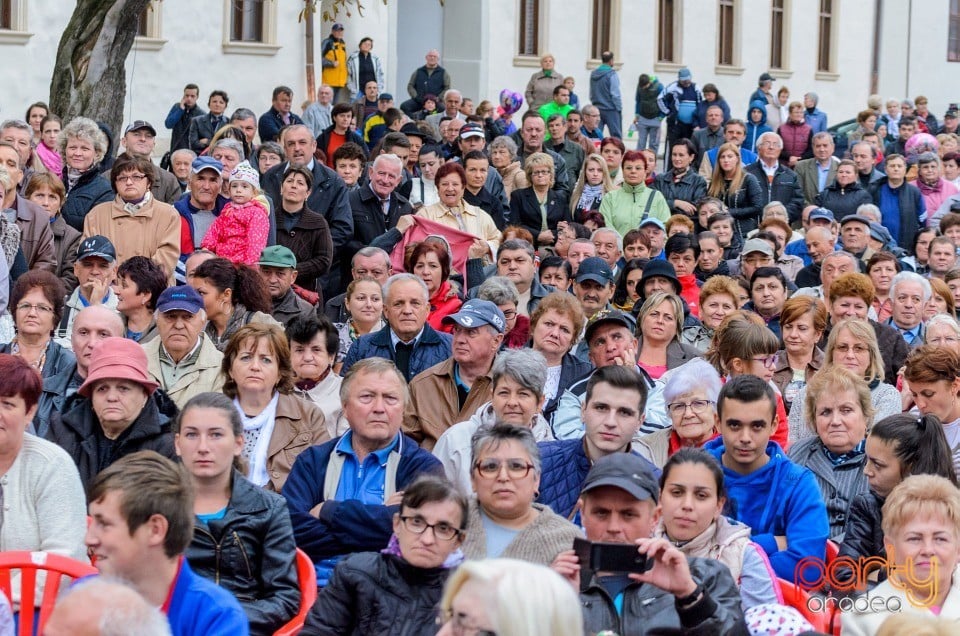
left=704, top=438, right=828, bottom=581
left=744, top=100, right=773, bottom=154
left=589, top=65, right=622, bottom=111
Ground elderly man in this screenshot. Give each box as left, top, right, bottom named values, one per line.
left=56, top=236, right=120, bottom=343
left=303, top=84, right=335, bottom=138
left=838, top=214, right=875, bottom=266
left=346, top=153, right=414, bottom=258
left=324, top=247, right=392, bottom=323
left=0, top=140, right=56, bottom=272
left=173, top=156, right=228, bottom=258
left=282, top=358, right=442, bottom=584
left=592, top=228, right=623, bottom=275
left=795, top=132, right=839, bottom=206
left=425, top=89, right=465, bottom=137
left=2, top=118, right=44, bottom=192
left=169, top=148, right=196, bottom=193
left=888, top=271, right=930, bottom=346
left=142, top=285, right=224, bottom=409
left=794, top=249, right=860, bottom=301
left=574, top=256, right=616, bottom=322
left=45, top=578, right=172, bottom=636
left=794, top=226, right=837, bottom=288
left=341, top=273, right=452, bottom=381
left=744, top=131, right=805, bottom=224
left=259, top=245, right=316, bottom=327
left=401, top=49, right=452, bottom=117
left=258, top=85, right=305, bottom=143
left=404, top=299, right=505, bottom=450
left=119, top=120, right=181, bottom=204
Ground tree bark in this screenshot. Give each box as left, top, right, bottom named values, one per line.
left=49, top=0, right=152, bottom=146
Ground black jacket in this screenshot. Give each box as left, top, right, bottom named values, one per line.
left=795, top=262, right=821, bottom=289
left=867, top=177, right=924, bottom=251
left=464, top=187, right=508, bottom=230
left=345, top=184, right=414, bottom=260
left=837, top=490, right=887, bottom=587
left=816, top=180, right=874, bottom=222
left=275, top=205, right=335, bottom=294
left=46, top=389, right=179, bottom=490
left=508, top=187, right=571, bottom=248
left=651, top=169, right=708, bottom=217
left=60, top=164, right=114, bottom=232
left=188, top=112, right=229, bottom=153
left=186, top=471, right=300, bottom=635
left=542, top=352, right=593, bottom=422
left=719, top=172, right=765, bottom=238
left=304, top=552, right=448, bottom=636
left=744, top=161, right=806, bottom=224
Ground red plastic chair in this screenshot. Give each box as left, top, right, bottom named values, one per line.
left=778, top=577, right=831, bottom=632
left=0, top=551, right=98, bottom=636
left=273, top=548, right=317, bottom=636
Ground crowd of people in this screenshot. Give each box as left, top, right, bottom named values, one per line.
left=3, top=24, right=960, bottom=636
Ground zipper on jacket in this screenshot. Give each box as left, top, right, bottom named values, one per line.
left=194, top=525, right=222, bottom=584
left=233, top=531, right=254, bottom=580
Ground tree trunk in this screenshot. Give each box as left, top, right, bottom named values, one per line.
left=49, top=0, right=152, bottom=147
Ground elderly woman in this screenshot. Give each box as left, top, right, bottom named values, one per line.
left=904, top=346, right=960, bottom=474
left=842, top=475, right=960, bottom=633
left=57, top=116, right=114, bottom=231
left=1, top=270, right=75, bottom=437
left=178, top=393, right=299, bottom=633
left=434, top=350, right=555, bottom=493
left=0, top=354, right=88, bottom=605
left=773, top=296, right=827, bottom=413
left=477, top=276, right=528, bottom=349
left=407, top=240, right=461, bottom=333
left=635, top=292, right=701, bottom=381
left=788, top=365, right=872, bottom=540
left=524, top=53, right=565, bottom=110
left=308, top=475, right=469, bottom=634
left=462, top=424, right=581, bottom=565
left=530, top=292, right=589, bottom=420
left=221, top=323, right=328, bottom=492
left=570, top=153, right=616, bottom=222
left=210, top=137, right=246, bottom=186
left=599, top=151, right=671, bottom=237
left=489, top=136, right=528, bottom=198
left=334, top=277, right=384, bottom=365
left=25, top=172, right=81, bottom=292
left=789, top=318, right=902, bottom=443
left=681, top=275, right=739, bottom=353
left=45, top=337, right=178, bottom=489
left=192, top=257, right=278, bottom=351
left=275, top=165, right=334, bottom=293
left=924, top=313, right=960, bottom=351
left=254, top=141, right=285, bottom=176
left=636, top=358, right=722, bottom=467
left=508, top=153, right=571, bottom=249
left=286, top=314, right=348, bottom=439
left=82, top=154, right=181, bottom=282
left=418, top=162, right=501, bottom=260
left=114, top=255, right=167, bottom=343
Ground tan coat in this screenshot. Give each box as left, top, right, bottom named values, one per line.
left=417, top=200, right=501, bottom=256
left=263, top=393, right=330, bottom=492
left=143, top=334, right=225, bottom=410
left=498, top=161, right=529, bottom=199
left=403, top=357, right=492, bottom=451
left=82, top=195, right=181, bottom=283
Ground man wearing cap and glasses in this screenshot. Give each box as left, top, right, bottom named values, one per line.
left=56, top=235, right=120, bottom=343
left=550, top=452, right=747, bottom=635
left=258, top=245, right=316, bottom=327
left=119, top=120, right=181, bottom=204
left=142, top=285, right=224, bottom=409
left=404, top=299, right=505, bottom=451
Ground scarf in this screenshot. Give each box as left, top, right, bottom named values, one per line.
left=295, top=366, right=331, bottom=392
left=822, top=437, right=866, bottom=466
left=122, top=191, right=152, bottom=215
left=235, top=391, right=280, bottom=487
left=660, top=518, right=751, bottom=583
left=67, top=167, right=85, bottom=191
left=577, top=184, right=604, bottom=212
left=917, top=178, right=945, bottom=196
left=381, top=533, right=465, bottom=569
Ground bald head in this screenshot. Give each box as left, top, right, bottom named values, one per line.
left=72, top=306, right=125, bottom=377
left=44, top=578, right=171, bottom=636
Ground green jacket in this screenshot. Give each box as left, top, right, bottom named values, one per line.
left=598, top=182, right=671, bottom=236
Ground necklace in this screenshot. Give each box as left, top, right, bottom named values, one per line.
left=11, top=337, right=46, bottom=371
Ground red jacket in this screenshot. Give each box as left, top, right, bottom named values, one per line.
left=677, top=274, right=701, bottom=318
left=426, top=280, right=463, bottom=333
left=778, top=120, right=812, bottom=160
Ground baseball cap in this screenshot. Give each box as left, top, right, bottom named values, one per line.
left=741, top=238, right=774, bottom=257
left=76, top=236, right=116, bottom=263
left=840, top=214, right=872, bottom=227
left=192, top=156, right=223, bottom=175
left=946, top=110, right=959, bottom=120
left=124, top=120, right=156, bottom=136
left=581, top=454, right=660, bottom=504
left=332, top=23, right=344, bottom=31
left=442, top=299, right=506, bottom=334
left=808, top=207, right=835, bottom=223
left=156, top=285, right=204, bottom=315
left=459, top=122, right=485, bottom=140
left=379, top=93, right=394, bottom=102
left=678, top=67, right=692, bottom=81
left=759, top=72, right=776, bottom=83
left=639, top=218, right=666, bottom=231
left=584, top=309, right=637, bottom=343
left=575, top=257, right=615, bottom=285
left=258, top=245, right=297, bottom=269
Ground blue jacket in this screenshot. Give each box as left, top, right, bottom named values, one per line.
left=59, top=165, right=114, bottom=232
left=258, top=107, right=305, bottom=144
left=542, top=353, right=593, bottom=422
left=589, top=65, right=622, bottom=112
left=168, top=559, right=250, bottom=636
left=694, top=98, right=731, bottom=129
left=704, top=438, right=828, bottom=581
left=282, top=434, right=442, bottom=572
left=341, top=323, right=452, bottom=382
left=537, top=439, right=660, bottom=520
left=805, top=108, right=828, bottom=134
left=744, top=100, right=773, bottom=153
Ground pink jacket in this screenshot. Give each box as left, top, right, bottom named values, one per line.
left=918, top=178, right=959, bottom=219
left=200, top=199, right=269, bottom=265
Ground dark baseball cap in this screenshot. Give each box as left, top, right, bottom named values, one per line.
left=192, top=156, right=223, bottom=175
left=400, top=122, right=427, bottom=139
left=808, top=207, right=835, bottom=223
left=124, top=120, right=156, bottom=136
left=459, top=122, right=485, bottom=140
left=331, top=23, right=345, bottom=31
left=584, top=309, right=637, bottom=343
left=76, top=235, right=116, bottom=263
left=581, top=453, right=659, bottom=504
left=759, top=72, right=776, bottom=83
left=946, top=110, right=959, bottom=120
left=576, top=257, right=615, bottom=285
left=442, top=299, right=506, bottom=334
left=379, top=93, right=394, bottom=102
left=156, top=285, right=204, bottom=315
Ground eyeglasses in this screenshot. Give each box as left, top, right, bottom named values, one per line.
left=474, top=458, right=535, bottom=479
left=117, top=174, right=147, bottom=183
left=16, top=302, right=53, bottom=314
left=435, top=609, right=497, bottom=636
left=667, top=399, right=715, bottom=416
left=530, top=170, right=552, bottom=177
left=751, top=355, right=778, bottom=369
left=500, top=309, right=517, bottom=320
left=398, top=515, right=462, bottom=541
left=835, top=343, right=869, bottom=355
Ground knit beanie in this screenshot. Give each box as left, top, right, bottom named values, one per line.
left=229, top=161, right=260, bottom=190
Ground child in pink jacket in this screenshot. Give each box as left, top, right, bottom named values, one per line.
left=201, top=161, right=270, bottom=264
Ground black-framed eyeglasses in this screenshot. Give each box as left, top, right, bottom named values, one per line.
left=435, top=609, right=497, bottom=636
left=398, top=515, right=462, bottom=542
left=667, top=399, right=715, bottom=416
left=474, top=458, right=535, bottom=479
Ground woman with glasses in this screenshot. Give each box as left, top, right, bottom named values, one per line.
left=476, top=277, right=528, bottom=350
left=462, top=424, right=580, bottom=565
left=636, top=359, right=721, bottom=468
left=788, top=318, right=902, bottom=444
left=924, top=313, right=960, bottom=352
left=508, top=153, right=570, bottom=249
left=307, top=475, right=469, bottom=635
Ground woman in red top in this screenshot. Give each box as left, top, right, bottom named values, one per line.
left=408, top=240, right=462, bottom=332
left=664, top=232, right=702, bottom=318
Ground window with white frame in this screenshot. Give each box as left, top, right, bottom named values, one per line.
left=223, top=0, right=278, bottom=55
left=770, top=0, right=787, bottom=70
left=717, top=0, right=736, bottom=67
left=658, top=0, right=678, bottom=63
left=817, top=0, right=834, bottom=72
left=949, top=0, right=960, bottom=62
left=517, top=0, right=540, bottom=57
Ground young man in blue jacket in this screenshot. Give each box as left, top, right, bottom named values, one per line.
left=705, top=374, right=829, bottom=581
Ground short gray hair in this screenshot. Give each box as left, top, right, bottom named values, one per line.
left=758, top=131, right=783, bottom=148
left=0, top=119, right=31, bottom=135
left=212, top=138, right=245, bottom=161
left=340, top=357, right=409, bottom=406
left=890, top=271, right=932, bottom=303
left=592, top=227, right=623, bottom=251
left=353, top=246, right=391, bottom=267
left=443, top=89, right=462, bottom=101
left=382, top=272, right=428, bottom=303
left=823, top=250, right=859, bottom=270
left=663, top=358, right=722, bottom=404
left=373, top=153, right=404, bottom=173
left=812, top=131, right=833, bottom=144
left=856, top=203, right=881, bottom=223
left=471, top=424, right=541, bottom=476
left=489, top=135, right=518, bottom=161
left=582, top=104, right=599, bottom=117
left=491, top=349, right=548, bottom=398
left=58, top=116, right=108, bottom=163
left=171, top=148, right=197, bottom=163
left=58, top=577, right=172, bottom=636
left=478, top=276, right=520, bottom=306
left=925, top=313, right=960, bottom=341
left=762, top=201, right=788, bottom=219
left=230, top=107, right=257, bottom=122
left=918, top=151, right=940, bottom=167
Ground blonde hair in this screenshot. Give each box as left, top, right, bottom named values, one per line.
left=637, top=292, right=684, bottom=344
left=882, top=474, right=960, bottom=539
left=570, top=153, right=615, bottom=214
left=824, top=318, right=885, bottom=383
left=523, top=152, right=555, bottom=187
left=877, top=613, right=960, bottom=636
left=708, top=142, right=746, bottom=199
left=803, top=365, right=874, bottom=433
left=439, top=559, right=583, bottom=636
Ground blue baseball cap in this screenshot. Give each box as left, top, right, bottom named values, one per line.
left=156, top=285, right=204, bottom=314
left=442, top=299, right=506, bottom=334
left=576, top=257, right=615, bottom=285
left=678, top=67, right=692, bottom=81
left=192, top=156, right=223, bottom=175
left=809, top=207, right=835, bottom=223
